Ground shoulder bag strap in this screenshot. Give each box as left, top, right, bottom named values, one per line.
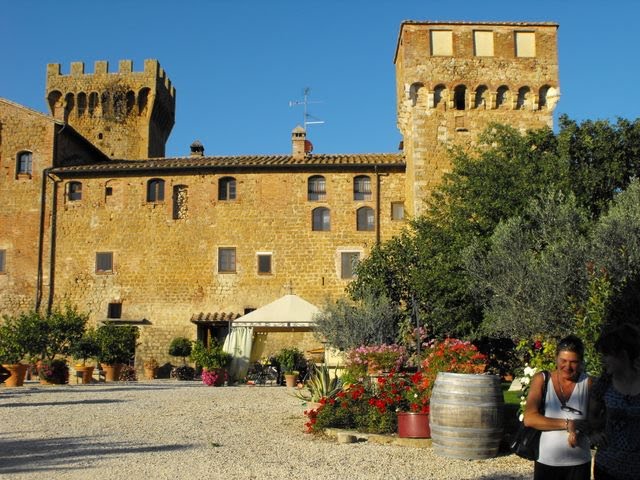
left=539, top=370, right=549, bottom=414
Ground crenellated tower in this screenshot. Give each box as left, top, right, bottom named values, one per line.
left=46, top=59, right=176, bottom=159
left=395, top=21, right=559, bottom=216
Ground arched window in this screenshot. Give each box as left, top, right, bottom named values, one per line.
left=126, top=91, right=136, bottom=115
left=454, top=85, right=466, bottom=110
left=539, top=85, right=550, bottom=109
left=409, top=82, right=424, bottom=107
left=496, top=86, right=510, bottom=109
left=353, top=175, right=372, bottom=201
left=64, top=93, right=75, bottom=117
left=516, top=87, right=531, bottom=110
left=147, top=178, right=165, bottom=203
left=88, top=92, right=98, bottom=116
left=17, top=151, right=32, bottom=175
left=67, top=181, right=82, bottom=201
left=434, top=84, right=446, bottom=109
left=101, top=91, right=111, bottom=116
left=474, top=85, right=488, bottom=109
left=312, top=207, right=330, bottom=231
left=138, top=88, right=150, bottom=115
left=356, top=207, right=375, bottom=231
left=308, top=175, right=326, bottom=201
left=218, top=177, right=237, bottom=201
left=77, top=92, right=87, bottom=116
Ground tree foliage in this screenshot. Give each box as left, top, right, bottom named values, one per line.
left=313, top=293, right=400, bottom=350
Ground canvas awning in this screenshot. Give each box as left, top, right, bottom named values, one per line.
left=231, top=294, right=319, bottom=328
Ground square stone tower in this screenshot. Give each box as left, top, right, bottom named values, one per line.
left=395, top=21, right=559, bottom=216
left=45, top=59, right=176, bottom=159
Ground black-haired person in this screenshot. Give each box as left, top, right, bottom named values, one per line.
left=524, top=334, right=592, bottom=480
left=589, top=323, right=640, bottom=480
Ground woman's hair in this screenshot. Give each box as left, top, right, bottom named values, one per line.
left=556, top=334, right=585, bottom=360
left=595, top=323, right=640, bottom=366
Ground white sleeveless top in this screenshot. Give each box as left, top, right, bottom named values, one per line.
left=538, top=372, right=591, bottom=466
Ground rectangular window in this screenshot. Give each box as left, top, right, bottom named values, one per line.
left=391, top=202, right=405, bottom=221
left=0, top=249, right=6, bottom=273
left=107, top=302, right=122, bottom=319
left=515, top=31, right=536, bottom=57
left=218, top=247, right=236, bottom=273
left=430, top=30, right=453, bottom=56
left=257, top=253, right=272, bottom=275
left=341, top=252, right=360, bottom=280
left=474, top=30, right=494, bottom=57
left=96, top=252, right=113, bottom=273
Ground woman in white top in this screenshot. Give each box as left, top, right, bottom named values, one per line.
left=524, top=335, right=592, bottom=480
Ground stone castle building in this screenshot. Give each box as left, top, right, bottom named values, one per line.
left=0, top=21, right=558, bottom=369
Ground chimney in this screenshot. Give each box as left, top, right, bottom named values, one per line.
left=291, top=125, right=306, bottom=160
left=190, top=140, right=204, bottom=157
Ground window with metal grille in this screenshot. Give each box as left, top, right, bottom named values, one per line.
left=107, top=302, right=122, bottom=319
left=356, top=207, right=375, bottom=231
left=308, top=175, right=326, bottom=201
left=147, top=178, right=165, bottom=202
left=353, top=175, right=372, bottom=201
left=219, top=177, right=237, bottom=201
left=257, top=254, right=272, bottom=274
left=218, top=247, right=236, bottom=273
left=17, top=151, right=32, bottom=175
left=68, top=181, right=82, bottom=201
left=312, top=207, right=330, bottom=231
left=96, top=252, right=113, bottom=273
left=341, top=252, right=360, bottom=279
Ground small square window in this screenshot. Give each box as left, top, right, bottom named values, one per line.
left=431, top=30, right=453, bottom=56
left=257, top=254, right=272, bottom=275
left=107, top=302, right=122, bottom=319
left=474, top=31, right=494, bottom=57
left=96, top=252, right=113, bottom=273
left=105, top=186, right=113, bottom=196
left=391, top=202, right=405, bottom=221
left=218, top=247, right=236, bottom=273
left=341, top=252, right=360, bottom=279
left=515, top=31, right=536, bottom=58
left=0, top=249, right=6, bottom=273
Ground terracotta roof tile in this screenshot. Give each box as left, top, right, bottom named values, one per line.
left=51, top=153, right=405, bottom=175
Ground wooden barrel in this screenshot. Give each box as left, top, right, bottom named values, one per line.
left=429, top=372, right=504, bottom=460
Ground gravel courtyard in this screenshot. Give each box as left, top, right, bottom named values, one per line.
left=1, top=381, right=533, bottom=480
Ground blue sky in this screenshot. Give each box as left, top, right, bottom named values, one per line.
left=1, top=1, right=638, bottom=158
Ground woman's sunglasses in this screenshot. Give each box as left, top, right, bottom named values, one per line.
left=561, top=404, right=583, bottom=416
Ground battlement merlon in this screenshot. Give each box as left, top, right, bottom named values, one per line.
left=46, top=59, right=176, bottom=99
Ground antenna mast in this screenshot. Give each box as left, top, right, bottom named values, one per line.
left=289, top=87, right=325, bottom=130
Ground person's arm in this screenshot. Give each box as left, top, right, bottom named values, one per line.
left=523, top=372, right=576, bottom=433
left=587, top=376, right=607, bottom=447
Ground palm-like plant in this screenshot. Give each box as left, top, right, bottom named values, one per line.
left=293, top=364, right=341, bottom=403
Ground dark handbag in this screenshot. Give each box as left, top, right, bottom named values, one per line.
left=510, top=370, right=549, bottom=460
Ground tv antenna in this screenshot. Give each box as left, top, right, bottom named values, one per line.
left=289, top=87, right=325, bottom=130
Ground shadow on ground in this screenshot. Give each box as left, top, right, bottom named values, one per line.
left=0, top=398, right=126, bottom=408
left=0, top=434, right=193, bottom=475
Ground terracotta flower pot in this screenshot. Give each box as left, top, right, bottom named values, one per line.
left=2, top=363, right=28, bottom=387
left=284, top=373, right=298, bottom=388
left=101, top=363, right=123, bottom=382
left=144, top=367, right=158, bottom=380
left=75, top=365, right=95, bottom=384
left=397, top=411, right=431, bottom=439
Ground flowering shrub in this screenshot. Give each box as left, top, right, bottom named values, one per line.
left=171, top=365, right=195, bottom=381
left=118, top=365, right=137, bottom=381
left=202, top=368, right=227, bottom=386
left=344, top=344, right=406, bottom=376
left=38, top=359, right=69, bottom=384
left=420, top=338, right=487, bottom=401
left=515, top=337, right=556, bottom=418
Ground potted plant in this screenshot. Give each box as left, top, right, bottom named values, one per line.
left=0, top=313, right=32, bottom=387
left=69, top=328, right=100, bottom=384
left=275, top=347, right=305, bottom=387
left=190, top=340, right=232, bottom=386
left=143, top=358, right=159, bottom=380
left=169, top=337, right=194, bottom=381
left=37, top=358, right=69, bottom=385
left=96, top=324, right=139, bottom=381
left=395, top=370, right=432, bottom=438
